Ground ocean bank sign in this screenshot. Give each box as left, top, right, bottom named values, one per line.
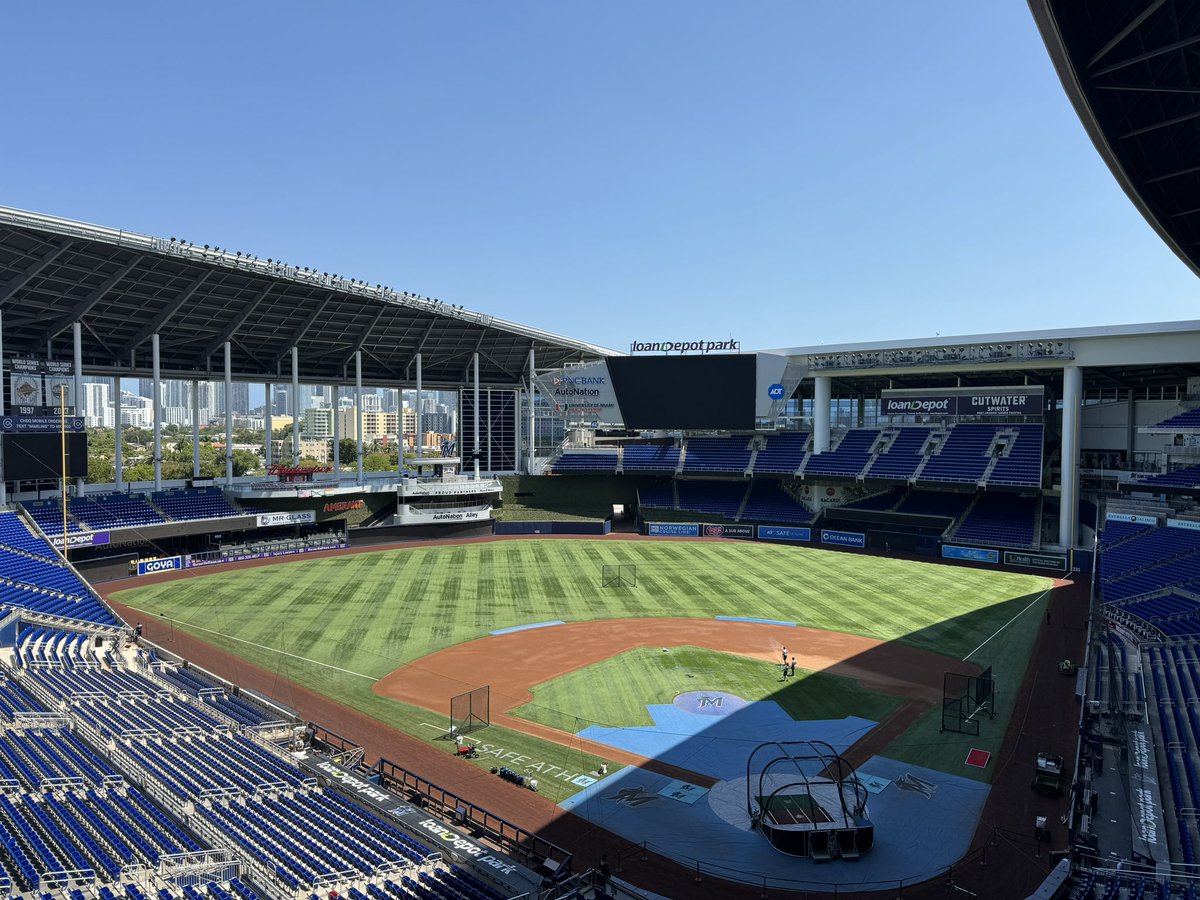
left=757, top=525, right=811, bottom=543
left=136, top=555, right=183, bottom=576
left=821, top=529, right=866, bottom=549
left=942, top=545, right=999, bottom=564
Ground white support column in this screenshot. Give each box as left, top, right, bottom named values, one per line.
left=151, top=333, right=162, bottom=490
left=332, top=384, right=341, bottom=474
left=473, top=352, right=481, bottom=480
left=1059, top=365, right=1083, bottom=549
left=396, top=386, right=404, bottom=478
left=527, top=348, right=536, bottom=474
left=114, top=376, right=123, bottom=490
left=0, top=309, right=6, bottom=505
left=355, top=352, right=364, bottom=485
left=813, top=375, right=832, bottom=454
left=414, top=353, right=423, bottom=463
left=191, top=380, right=200, bottom=478
left=72, top=321, right=84, bottom=494
left=264, top=382, right=273, bottom=468
left=291, top=346, right=300, bottom=466
left=224, top=342, right=234, bottom=487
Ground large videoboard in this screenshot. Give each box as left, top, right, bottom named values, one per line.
left=605, top=355, right=758, bottom=430
left=2, top=433, right=88, bottom=482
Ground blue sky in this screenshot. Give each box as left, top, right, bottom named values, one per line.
left=2, top=2, right=1196, bottom=353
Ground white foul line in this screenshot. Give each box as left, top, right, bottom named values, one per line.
left=962, top=588, right=1052, bottom=663
left=159, top=617, right=376, bottom=680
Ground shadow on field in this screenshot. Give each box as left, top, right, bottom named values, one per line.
left=103, top=552, right=1090, bottom=900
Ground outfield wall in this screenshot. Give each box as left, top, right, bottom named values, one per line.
left=495, top=520, right=612, bottom=536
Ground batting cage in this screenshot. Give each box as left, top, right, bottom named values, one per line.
left=941, top=666, right=996, bottom=735
left=744, top=740, right=875, bottom=860
left=450, top=685, right=491, bottom=736
left=601, top=564, right=637, bottom=588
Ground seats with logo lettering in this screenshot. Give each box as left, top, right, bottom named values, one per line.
left=752, top=431, right=809, bottom=475
left=741, top=481, right=814, bottom=524
left=150, top=488, right=245, bottom=520
left=549, top=452, right=619, bottom=474
left=68, top=493, right=165, bottom=529
left=622, top=444, right=681, bottom=472
left=952, top=493, right=1038, bottom=548
left=682, top=436, right=752, bottom=473
left=802, top=430, right=879, bottom=479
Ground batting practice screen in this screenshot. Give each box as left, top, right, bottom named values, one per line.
left=450, top=685, right=491, bottom=735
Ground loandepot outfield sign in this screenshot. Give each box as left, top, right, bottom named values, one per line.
left=881, top=385, right=1044, bottom=418
left=50, top=531, right=111, bottom=549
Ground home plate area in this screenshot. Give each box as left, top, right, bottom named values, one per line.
left=561, top=691, right=990, bottom=890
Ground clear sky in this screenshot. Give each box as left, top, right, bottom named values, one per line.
left=2, top=2, right=1196, bottom=353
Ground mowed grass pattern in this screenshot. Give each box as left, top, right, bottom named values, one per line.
left=115, top=540, right=1051, bottom=677
left=112, top=540, right=1053, bottom=795
left=511, top=646, right=902, bottom=732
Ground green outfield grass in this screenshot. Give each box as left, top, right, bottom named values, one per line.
left=510, top=646, right=902, bottom=733
left=112, top=539, right=1054, bottom=796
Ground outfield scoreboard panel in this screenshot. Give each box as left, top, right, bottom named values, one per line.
left=539, top=352, right=792, bottom=431
left=2, top=432, right=88, bottom=481
left=606, top=355, right=758, bottom=430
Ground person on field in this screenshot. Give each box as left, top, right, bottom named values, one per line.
left=790, top=657, right=797, bottom=677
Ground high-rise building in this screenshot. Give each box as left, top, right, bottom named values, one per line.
left=82, top=382, right=113, bottom=428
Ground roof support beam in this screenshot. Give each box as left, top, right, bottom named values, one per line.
left=361, top=347, right=401, bottom=380
left=1092, top=33, right=1200, bottom=78
left=338, top=305, right=387, bottom=365
left=199, top=285, right=274, bottom=360
left=0, top=241, right=72, bottom=306
left=399, top=319, right=440, bottom=376
left=1097, top=82, right=1200, bottom=96
left=1119, top=108, right=1200, bottom=140
left=118, top=270, right=212, bottom=354
left=82, top=319, right=119, bottom=363
left=479, top=350, right=521, bottom=383
left=33, top=255, right=142, bottom=344
left=272, top=295, right=331, bottom=365
left=1087, top=0, right=1167, bottom=68
left=1152, top=165, right=1200, bottom=187
left=461, top=333, right=487, bottom=381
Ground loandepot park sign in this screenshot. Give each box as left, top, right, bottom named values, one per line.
left=881, top=385, right=1044, bottom=418
left=630, top=338, right=740, bottom=354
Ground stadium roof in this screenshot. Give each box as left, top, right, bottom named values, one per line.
left=1031, top=0, right=1200, bottom=279
left=766, top=319, right=1200, bottom=396
left=0, top=207, right=616, bottom=389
